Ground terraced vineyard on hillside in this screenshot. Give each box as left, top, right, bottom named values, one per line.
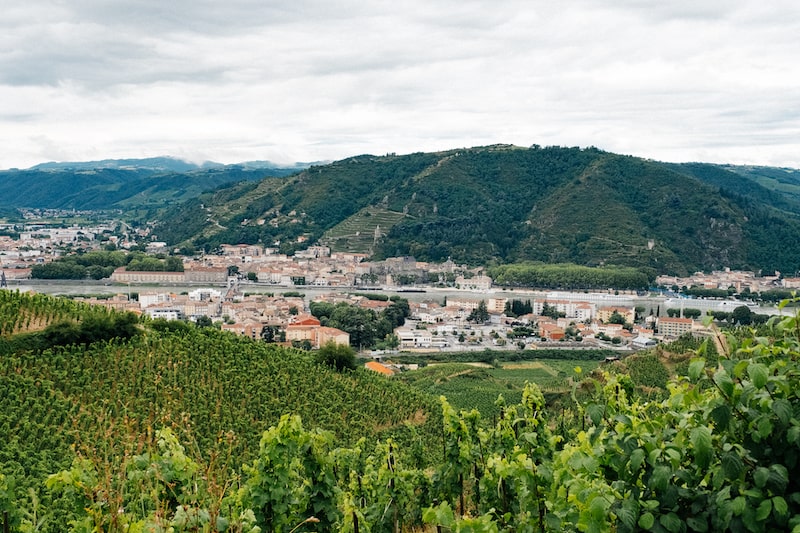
left=320, top=207, right=409, bottom=253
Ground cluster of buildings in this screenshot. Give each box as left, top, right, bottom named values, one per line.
left=77, top=281, right=352, bottom=349
left=0, top=218, right=490, bottom=290
left=69, top=273, right=709, bottom=355
left=109, top=244, right=484, bottom=289
left=395, top=296, right=700, bottom=351
left=0, top=220, right=722, bottom=353
left=0, top=218, right=148, bottom=279
left=2, top=215, right=797, bottom=298
left=655, top=268, right=785, bottom=293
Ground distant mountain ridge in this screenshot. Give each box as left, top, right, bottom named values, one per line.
left=0, top=157, right=312, bottom=210
left=151, top=144, right=800, bottom=276
left=26, top=156, right=315, bottom=173
left=28, top=156, right=213, bottom=172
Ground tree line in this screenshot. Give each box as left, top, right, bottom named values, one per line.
left=488, top=262, right=651, bottom=290
left=30, top=250, right=184, bottom=280
left=309, top=296, right=410, bottom=349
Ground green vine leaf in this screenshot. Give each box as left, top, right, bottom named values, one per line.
left=747, top=363, right=769, bottom=389
left=638, top=512, right=655, bottom=529
left=754, top=467, right=770, bottom=488
left=586, top=403, right=605, bottom=426
left=690, top=426, right=712, bottom=470
left=688, top=358, right=705, bottom=381
left=720, top=452, right=743, bottom=480
left=686, top=515, right=708, bottom=532
left=755, top=498, right=772, bottom=521
left=771, top=399, right=792, bottom=425
left=710, top=404, right=732, bottom=431
left=659, top=512, right=682, bottom=533
left=772, top=495, right=788, bottom=517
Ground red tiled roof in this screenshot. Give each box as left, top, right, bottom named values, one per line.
left=365, top=361, right=394, bottom=376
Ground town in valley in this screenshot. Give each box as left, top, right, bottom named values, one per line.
left=0, top=213, right=790, bottom=366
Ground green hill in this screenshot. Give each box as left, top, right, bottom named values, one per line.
left=0, top=160, right=306, bottom=211
left=153, top=145, right=800, bottom=275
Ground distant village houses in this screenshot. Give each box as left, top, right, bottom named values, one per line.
left=656, top=268, right=780, bottom=294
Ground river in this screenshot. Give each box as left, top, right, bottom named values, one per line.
left=6, top=279, right=783, bottom=317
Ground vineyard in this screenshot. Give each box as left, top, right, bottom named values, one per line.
left=0, top=290, right=440, bottom=532
left=0, top=290, right=102, bottom=335
left=2, top=290, right=800, bottom=532
left=397, top=359, right=603, bottom=419
left=319, top=207, right=409, bottom=253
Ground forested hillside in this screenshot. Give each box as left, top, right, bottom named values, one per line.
left=153, top=145, right=800, bottom=275
left=0, top=160, right=305, bottom=210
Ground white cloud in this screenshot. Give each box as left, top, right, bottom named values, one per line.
left=1, top=0, right=799, bottom=168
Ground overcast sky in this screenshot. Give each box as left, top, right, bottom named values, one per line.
left=2, top=0, right=799, bottom=169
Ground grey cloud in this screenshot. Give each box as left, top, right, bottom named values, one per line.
left=1, top=0, right=799, bottom=169
left=64, top=0, right=401, bottom=35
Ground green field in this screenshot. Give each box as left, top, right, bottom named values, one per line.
left=0, top=290, right=442, bottom=532
left=397, top=359, right=599, bottom=418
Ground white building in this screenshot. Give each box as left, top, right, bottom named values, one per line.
left=188, top=288, right=222, bottom=301
left=532, top=299, right=596, bottom=319
left=395, top=328, right=433, bottom=348
left=146, top=307, right=183, bottom=320
left=632, top=336, right=658, bottom=349
left=139, top=292, right=174, bottom=308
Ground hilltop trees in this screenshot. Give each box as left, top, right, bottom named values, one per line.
left=260, top=324, right=285, bottom=342
left=504, top=299, right=533, bottom=317
left=683, top=307, right=702, bottom=319
left=30, top=250, right=183, bottom=279
left=732, top=304, right=754, bottom=325
left=30, top=261, right=88, bottom=279
left=2, top=309, right=141, bottom=354
left=126, top=255, right=184, bottom=272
